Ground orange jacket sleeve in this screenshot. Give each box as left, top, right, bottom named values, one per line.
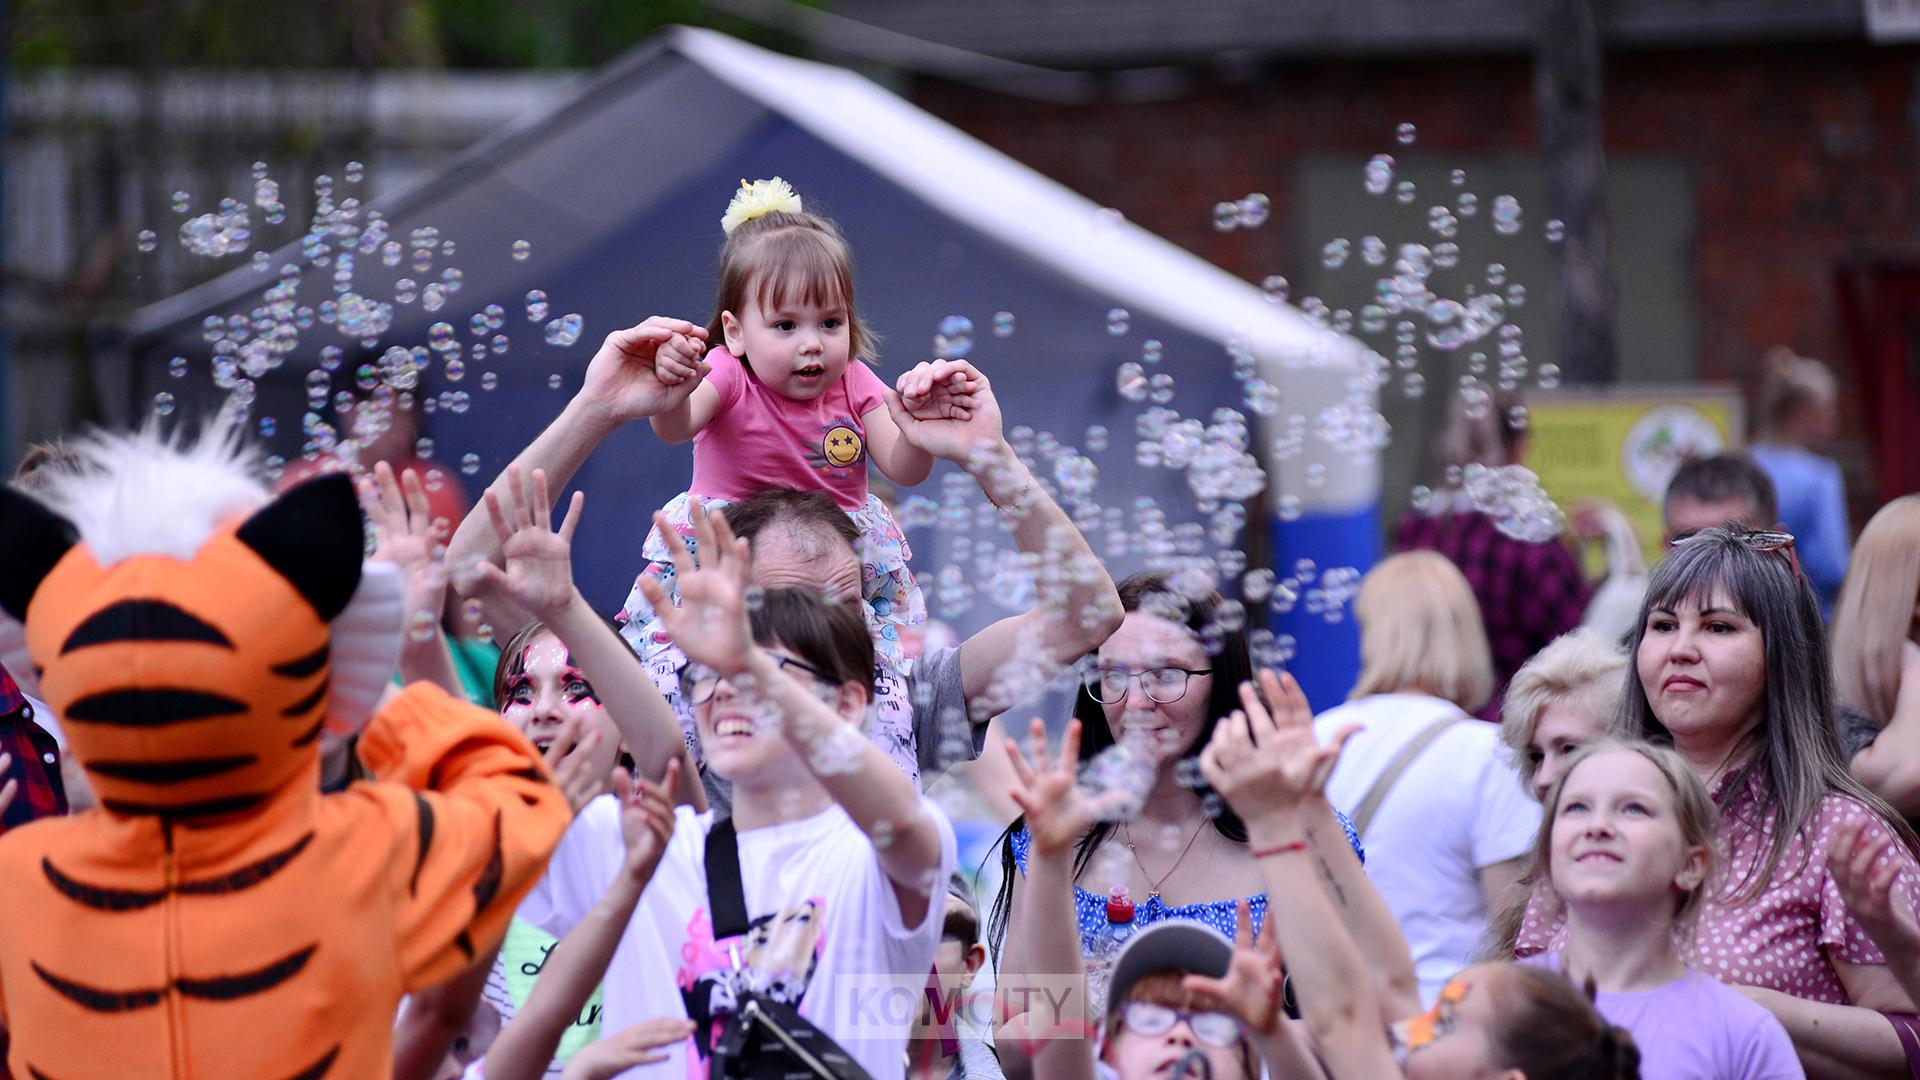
left=356, top=681, right=571, bottom=990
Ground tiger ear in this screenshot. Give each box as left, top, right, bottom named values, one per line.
left=0, top=487, right=79, bottom=621
left=235, top=473, right=365, bottom=622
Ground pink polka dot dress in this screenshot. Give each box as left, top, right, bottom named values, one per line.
left=1517, top=770, right=1920, bottom=1004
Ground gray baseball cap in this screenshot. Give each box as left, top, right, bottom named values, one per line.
left=1106, top=919, right=1235, bottom=1016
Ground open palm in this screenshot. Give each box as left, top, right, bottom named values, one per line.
left=1007, top=718, right=1129, bottom=857
left=884, top=360, right=1004, bottom=465
left=474, top=465, right=582, bottom=621
left=636, top=498, right=754, bottom=673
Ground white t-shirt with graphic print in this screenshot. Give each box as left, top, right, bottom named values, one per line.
left=518, top=794, right=956, bottom=1078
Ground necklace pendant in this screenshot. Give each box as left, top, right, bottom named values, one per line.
left=1147, top=891, right=1160, bottom=902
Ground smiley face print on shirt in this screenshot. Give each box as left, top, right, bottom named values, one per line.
left=807, top=420, right=865, bottom=476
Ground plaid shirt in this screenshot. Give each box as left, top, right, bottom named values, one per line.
left=0, top=664, right=67, bottom=833
left=1395, top=507, right=1592, bottom=722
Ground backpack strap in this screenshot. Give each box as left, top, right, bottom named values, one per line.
left=705, top=816, right=751, bottom=941
left=1349, top=714, right=1466, bottom=839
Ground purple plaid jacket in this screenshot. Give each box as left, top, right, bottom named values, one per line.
left=1395, top=508, right=1593, bottom=723
left=0, top=663, right=67, bottom=832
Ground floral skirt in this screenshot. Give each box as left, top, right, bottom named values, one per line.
left=616, top=490, right=925, bottom=670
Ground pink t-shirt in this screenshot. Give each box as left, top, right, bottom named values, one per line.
left=1516, top=771, right=1920, bottom=1005
left=688, top=349, right=887, bottom=511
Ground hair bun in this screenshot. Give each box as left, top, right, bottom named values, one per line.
left=721, top=177, right=804, bottom=235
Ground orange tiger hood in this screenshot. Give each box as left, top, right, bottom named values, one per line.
left=0, top=470, right=386, bottom=817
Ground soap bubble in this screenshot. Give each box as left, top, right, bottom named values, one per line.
left=992, top=311, right=1015, bottom=337
left=168, top=356, right=188, bottom=379
left=1365, top=154, right=1395, bottom=195
left=512, top=239, right=531, bottom=261
left=1148, top=372, right=1175, bottom=404
left=1492, top=195, right=1523, bottom=236
left=152, top=392, right=176, bottom=417
left=171, top=191, right=191, bottom=213
left=1463, top=463, right=1567, bottom=543
left=1360, top=235, right=1388, bottom=266
left=1395, top=180, right=1417, bottom=205
left=525, top=290, right=550, bottom=322
left=407, top=609, right=436, bottom=643
left=1106, top=308, right=1131, bottom=336
left=545, top=314, right=584, bottom=347
left=460, top=453, right=481, bottom=476
left=178, top=205, right=251, bottom=257
left=548, top=373, right=564, bottom=390
left=1237, top=193, right=1271, bottom=228
left=1141, top=339, right=1164, bottom=365
left=1261, top=275, right=1290, bottom=304
left=1321, top=239, right=1350, bottom=269
left=1212, top=201, right=1240, bottom=232
left=136, top=229, right=158, bottom=253
left=1116, top=362, right=1148, bottom=402
left=1544, top=218, right=1566, bottom=243
left=1396, top=122, right=1416, bottom=144
left=1537, top=363, right=1562, bottom=389
left=934, top=314, right=975, bottom=358
left=345, top=160, right=365, bottom=184
left=480, top=370, right=499, bottom=391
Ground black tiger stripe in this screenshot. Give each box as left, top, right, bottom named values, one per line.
left=28, top=1066, right=58, bottom=1080
left=409, top=793, right=434, bottom=896
left=178, top=832, right=314, bottom=896
left=282, top=1046, right=341, bottom=1080
left=61, top=600, right=232, bottom=654
left=102, top=792, right=266, bottom=818
left=280, top=676, right=329, bottom=719
left=87, top=755, right=256, bottom=784
left=290, top=715, right=327, bottom=748
left=42, top=858, right=166, bottom=911
left=174, top=944, right=315, bottom=1001
left=32, top=962, right=164, bottom=1012
left=471, top=810, right=505, bottom=914
left=66, top=688, right=247, bottom=727
left=454, top=930, right=474, bottom=961
left=271, top=643, right=330, bottom=679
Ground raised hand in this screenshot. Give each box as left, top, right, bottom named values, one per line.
left=1201, top=671, right=1357, bottom=829
left=361, top=462, right=450, bottom=631
left=472, top=465, right=584, bottom=622
left=635, top=499, right=754, bottom=675
left=559, top=1018, right=698, bottom=1080
left=542, top=719, right=610, bottom=818
left=1830, top=815, right=1920, bottom=964
left=577, top=317, right=711, bottom=427
left=1005, top=718, right=1131, bottom=858
left=883, top=359, right=1004, bottom=465
left=652, top=332, right=706, bottom=387
left=1182, top=900, right=1286, bottom=1034
left=618, top=758, right=680, bottom=886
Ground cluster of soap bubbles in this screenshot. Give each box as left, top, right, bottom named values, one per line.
left=1462, top=463, right=1566, bottom=543
left=1212, top=192, right=1272, bottom=233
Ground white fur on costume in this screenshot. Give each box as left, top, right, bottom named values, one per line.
left=33, top=422, right=268, bottom=566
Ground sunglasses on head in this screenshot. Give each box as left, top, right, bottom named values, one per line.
left=1671, top=526, right=1801, bottom=581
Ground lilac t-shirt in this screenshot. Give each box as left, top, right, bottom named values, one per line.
left=1523, top=952, right=1803, bottom=1080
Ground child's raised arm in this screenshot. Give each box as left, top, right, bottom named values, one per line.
left=639, top=500, right=946, bottom=924
left=472, top=466, right=705, bottom=809
left=362, top=462, right=464, bottom=699
left=648, top=333, right=723, bottom=445
left=861, top=361, right=974, bottom=488
left=483, top=762, right=694, bottom=1080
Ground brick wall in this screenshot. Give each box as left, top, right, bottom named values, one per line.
left=907, top=42, right=1920, bottom=396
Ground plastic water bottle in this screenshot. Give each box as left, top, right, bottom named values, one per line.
left=1083, top=885, right=1138, bottom=1016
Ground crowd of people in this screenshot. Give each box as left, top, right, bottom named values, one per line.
left=0, top=178, right=1915, bottom=1080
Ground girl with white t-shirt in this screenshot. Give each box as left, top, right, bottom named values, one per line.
left=518, top=501, right=956, bottom=1079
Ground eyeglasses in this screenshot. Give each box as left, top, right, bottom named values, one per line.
left=679, top=655, right=839, bottom=705
left=1672, top=527, right=1802, bottom=581
left=1082, top=664, right=1213, bottom=705
left=1120, top=1002, right=1243, bottom=1048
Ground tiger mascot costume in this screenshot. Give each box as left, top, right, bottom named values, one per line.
left=0, top=428, right=571, bottom=1078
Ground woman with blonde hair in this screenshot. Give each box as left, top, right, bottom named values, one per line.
left=1313, top=551, right=1541, bottom=1003
left=1831, top=494, right=1920, bottom=817
left=1749, top=347, right=1850, bottom=613
left=1501, top=628, right=1630, bottom=802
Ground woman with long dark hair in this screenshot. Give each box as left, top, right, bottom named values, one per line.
left=1515, top=525, right=1920, bottom=1077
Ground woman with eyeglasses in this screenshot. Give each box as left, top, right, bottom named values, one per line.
left=986, top=572, right=1383, bottom=1079
left=1514, top=524, right=1920, bottom=1078
left=1311, top=551, right=1542, bottom=1005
